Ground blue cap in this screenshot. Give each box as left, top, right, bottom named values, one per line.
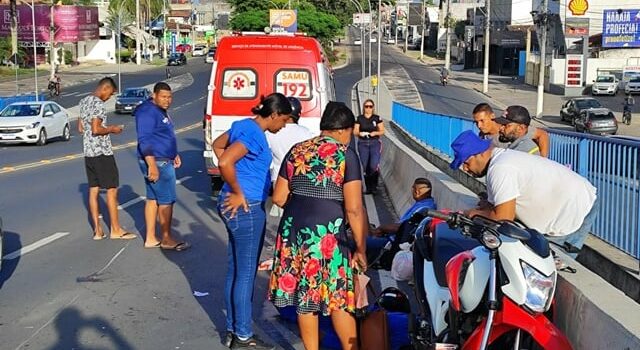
left=450, top=130, right=492, bottom=169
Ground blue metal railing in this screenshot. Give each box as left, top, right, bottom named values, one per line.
left=392, top=101, right=640, bottom=260
left=0, top=94, right=46, bottom=111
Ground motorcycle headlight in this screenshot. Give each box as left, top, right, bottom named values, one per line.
left=24, top=122, right=40, bottom=129
left=521, top=261, right=555, bottom=313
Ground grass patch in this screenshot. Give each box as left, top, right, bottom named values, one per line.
left=0, top=67, right=48, bottom=78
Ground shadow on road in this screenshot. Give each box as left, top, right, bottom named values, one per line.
left=0, top=231, right=21, bottom=289
left=45, top=307, right=135, bottom=350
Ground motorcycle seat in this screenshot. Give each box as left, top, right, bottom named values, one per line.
left=432, top=225, right=481, bottom=288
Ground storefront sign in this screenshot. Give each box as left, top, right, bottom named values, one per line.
left=568, top=0, right=588, bottom=16
left=565, top=17, right=589, bottom=38
left=602, top=9, right=640, bottom=48
left=0, top=5, right=99, bottom=43
left=270, top=9, right=297, bottom=33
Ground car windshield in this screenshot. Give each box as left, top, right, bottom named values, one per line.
left=596, top=76, right=614, bottom=82
left=169, top=54, right=181, bottom=58
left=0, top=104, right=41, bottom=117
left=631, top=76, right=640, bottom=83
left=207, top=52, right=214, bottom=56
left=576, top=99, right=602, bottom=109
left=122, top=89, right=145, bottom=98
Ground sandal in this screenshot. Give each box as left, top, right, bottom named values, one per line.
left=161, top=242, right=191, bottom=252
left=144, top=242, right=161, bottom=249
left=93, top=233, right=106, bottom=241
left=110, top=232, right=137, bottom=240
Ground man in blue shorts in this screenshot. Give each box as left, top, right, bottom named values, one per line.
left=135, top=82, right=189, bottom=251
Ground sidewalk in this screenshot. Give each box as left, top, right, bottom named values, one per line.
left=0, top=60, right=165, bottom=97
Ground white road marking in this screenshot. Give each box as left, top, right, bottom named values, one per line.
left=117, top=196, right=146, bottom=210
left=2, top=232, right=70, bottom=260
left=75, top=91, right=91, bottom=97
left=61, top=92, right=78, bottom=97
left=176, top=175, right=191, bottom=185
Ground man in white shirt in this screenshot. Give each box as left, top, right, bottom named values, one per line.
left=266, top=97, right=314, bottom=215
left=449, top=130, right=598, bottom=258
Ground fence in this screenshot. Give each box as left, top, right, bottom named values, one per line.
left=0, top=94, right=46, bottom=111
left=392, top=101, right=640, bottom=260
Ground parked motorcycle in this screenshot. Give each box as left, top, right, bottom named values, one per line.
left=409, top=209, right=572, bottom=350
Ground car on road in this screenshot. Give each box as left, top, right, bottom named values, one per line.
left=386, top=38, right=396, bottom=44
left=192, top=45, right=206, bottom=57
left=560, top=97, right=603, bottom=124
left=591, top=74, right=619, bottom=95
left=624, top=75, right=640, bottom=95
left=354, top=38, right=362, bottom=45
left=0, top=101, right=70, bottom=145
left=175, top=44, right=192, bottom=53
left=574, top=108, right=618, bottom=135
left=205, top=51, right=215, bottom=63
left=167, top=52, right=187, bottom=66
left=115, top=87, right=151, bottom=114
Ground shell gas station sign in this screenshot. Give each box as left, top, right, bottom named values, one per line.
left=568, top=0, right=589, bottom=16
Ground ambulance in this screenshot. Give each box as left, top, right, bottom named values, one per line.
left=202, top=32, right=336, bottom=193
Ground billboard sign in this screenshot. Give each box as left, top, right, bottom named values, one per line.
left=270, top=9, right=297, bottom=33
left=0, top=5, right=99, bottom=43
left=352, top=13, right=371, bottom=25
left=602, top=9, right=640, bottom=48
left=565, top=17, right=589, bottom=38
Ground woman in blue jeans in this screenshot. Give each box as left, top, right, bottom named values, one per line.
left=213, top=93, right=292, bottom=349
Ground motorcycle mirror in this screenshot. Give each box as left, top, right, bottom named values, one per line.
left=497, top=221, right=531, bottom=241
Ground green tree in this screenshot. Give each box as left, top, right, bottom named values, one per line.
left=298, top=6, right=341, bottom=45
left=229, top=10, right=269, bottom=32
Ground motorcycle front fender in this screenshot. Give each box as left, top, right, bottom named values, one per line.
left=462, top=297, right=573, bottom=350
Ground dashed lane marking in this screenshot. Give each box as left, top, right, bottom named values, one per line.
left=116, top=176, right=191, bottom=210
left=0, top=122, right=201, bottom=175
left=2, top=232, right=71, bottom=260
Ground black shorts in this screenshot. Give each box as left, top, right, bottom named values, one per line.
left=85, top=155, right=119, bottom=189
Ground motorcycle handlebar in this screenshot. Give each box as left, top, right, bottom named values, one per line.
left=424, top=209, right=455, bottom=222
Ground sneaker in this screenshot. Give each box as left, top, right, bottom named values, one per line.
left=231, top=335, right=275, bottom=349
left=224, top=331, right=234, bottom=348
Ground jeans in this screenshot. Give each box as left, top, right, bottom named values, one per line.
left=547, top=197, right=600, bottom=259
left=138, top=159, right=176, bottom=205
left=217, top=197, right=266, bottom=338
left=357, top=137, right=382, bottom=176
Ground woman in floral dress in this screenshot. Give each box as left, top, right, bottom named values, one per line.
left=269, top=102, right=368, bottom=350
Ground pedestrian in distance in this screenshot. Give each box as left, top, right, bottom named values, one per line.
left=493, top=105, right=540, bottom=155
left=79, top=77, right=136, bottom=241
left=265, top=96, right=314, bottom=217
left=354, top=99, right=385, bottom=195
left=472, top=103, right=549, bottom=157
left=449, top=130, right=598, bottom=259
left=213, top=93, right=292, bottom=349
left=134, top=82, right=189, bottom=251
left=270, top=101, right=367, bottom=350
left=371, top=74, right=378, bottom=94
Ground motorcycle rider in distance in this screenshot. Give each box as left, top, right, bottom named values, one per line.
left=450, top=130, right=599, bottom=259
left=48, top=73, right=61, bottom=96
left=440, top=67, right=449, bottom=85
left=623, top=93, right=634, bottom=124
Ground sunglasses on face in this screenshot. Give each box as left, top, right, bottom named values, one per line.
left=364, top=105, right=374, bottom=108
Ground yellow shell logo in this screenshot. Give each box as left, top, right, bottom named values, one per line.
left=568, top=0, right=588, bottom=16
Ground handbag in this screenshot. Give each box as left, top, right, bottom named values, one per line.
left=360, top=308, right=390, bottom=350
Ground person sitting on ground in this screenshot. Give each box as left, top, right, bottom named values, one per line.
left=473, top=103, right=549, bottom=157
left=367, top=177, right=437, bottom=266
left=493, top=105, right=540, bottom=155
left=449, top=130, right=598, bottom=259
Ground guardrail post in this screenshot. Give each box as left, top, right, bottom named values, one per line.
left=577, top=137, right=589, bottom=177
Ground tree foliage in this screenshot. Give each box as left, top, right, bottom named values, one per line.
left=229, top=10, right=269, bottom=32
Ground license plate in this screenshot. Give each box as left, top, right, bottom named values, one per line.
left=125, top=106, right=132, bottom=110
left=0, top=135, right=15, bottom=140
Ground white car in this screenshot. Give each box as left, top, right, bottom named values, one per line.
left=354, top=39, right=362, bottom=45
left=192, top=46, right=206, bottom=57
left=0, top=101, right=70, bottom=145
left=591, top=74, right=618, bottom=95
left=205, top=51, right=215, bottom=63
left=625, top=76, right=640, bottom=95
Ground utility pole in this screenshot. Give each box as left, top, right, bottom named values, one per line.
left=49, top=2, right=56, bottom=80
left=368, top=0, right=372, bottom=80
left=404, top=3, right=409, bottom=52
left=536, top=0, right=547, bottom=119
left=136, top=0, right=141, bottom=65
left=163, top=0, right=167, bottom=58
left=420, top=0, right=425, bottom=59
left=482, top=0, right=490, bottom=93
left=376, top=0, right=382, bottom=107
left=444, top=0, right=451, bottom=70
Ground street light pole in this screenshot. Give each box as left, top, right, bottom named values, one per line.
left=349, top=0, right=365, bottom=82
left=21, top=0, right=39, bottom=100
left=444, top=0, right=451, bottom=71
left=367, top=0, right=372, bottom=80
left=163, top=0, right=167, bottom=58
left=49, top=2, right=55, bottom=81
left=482, top=0, right=490, bottom=93
left=376, top=0, right=382, bottom=108
left=136, top=0, right=141, bottom=65
left=535, top=0, right=548, bottom=119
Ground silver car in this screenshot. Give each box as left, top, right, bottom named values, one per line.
left=574, top=108, right=618, bottom=135
left=0, top=101, right=70, bottom=145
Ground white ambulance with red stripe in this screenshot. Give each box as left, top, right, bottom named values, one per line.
left=203, top=32, right=336, bottom=193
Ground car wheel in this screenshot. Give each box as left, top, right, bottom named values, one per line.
left=560, top=112, right=566, bottom=122
left=62, top=124, right=70, bottom=141
left=37, top=128, right=47, bottom=146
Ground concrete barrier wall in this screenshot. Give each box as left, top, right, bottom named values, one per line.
left=378, top=124, right=640, bottom=350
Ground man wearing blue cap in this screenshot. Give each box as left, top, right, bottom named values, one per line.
left=449, top=130, right=598, bottom=258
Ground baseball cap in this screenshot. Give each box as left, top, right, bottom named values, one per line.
left=287, top=97, right=302, bottom=123
left=493, top=105, right=531, bottom=126
left=449, top=130, right=492, bottom=169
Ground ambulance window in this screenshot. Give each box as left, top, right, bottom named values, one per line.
left=221, top=69, right=258, bottom=99
left=275, top=69, right=312, bottom=101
